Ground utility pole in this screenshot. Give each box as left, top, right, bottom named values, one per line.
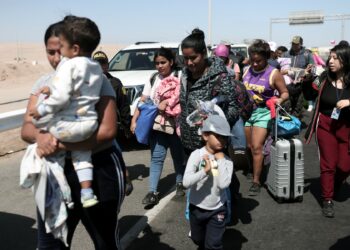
left=208, top=0, right=212, bottom=46
left=341, top=15, right=345, bottom=40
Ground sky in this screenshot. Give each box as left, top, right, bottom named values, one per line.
left=1, top=0, right=350, bottom=48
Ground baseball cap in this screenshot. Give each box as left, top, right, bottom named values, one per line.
left=92, top=51, right=108, bottom=63
left=214, top=44, right=229, bottom=58
left=200, top=114, right=233, bottom=137
left=291, top=36, right=303, bottom=44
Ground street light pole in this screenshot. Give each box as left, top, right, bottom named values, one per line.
left=341, top=15, right=345, bottom=40
left=208, top=0, right=212, bottom=46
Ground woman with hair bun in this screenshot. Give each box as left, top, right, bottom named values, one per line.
left=179, top=28, right=240, bottom=250
left=179, top=28, right=240, bottom=154
left=243, top=39, right=288, bottom=196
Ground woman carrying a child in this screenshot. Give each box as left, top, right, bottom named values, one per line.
left=130, top=47, right=185, bottom=206
left=21, top=18, right=126, bottom=249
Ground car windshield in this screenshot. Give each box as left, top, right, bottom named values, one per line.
left=109, top=48, right=178, bottom=71
left=231, top=47, right=248, bottom=58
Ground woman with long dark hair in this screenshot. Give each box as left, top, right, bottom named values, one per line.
left=130, top=47, right=185, bottom=206
left=179, top=28, right=240, bottom=154
left=21, top=20, right=126, bottom=249
left=305, top=44, right=350, bottom=218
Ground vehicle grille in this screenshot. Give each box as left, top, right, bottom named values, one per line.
left=125, top=85, right=144, bottom=105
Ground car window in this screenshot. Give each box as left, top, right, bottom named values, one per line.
left=109, top=48, right=179, bottom=71
left=109, top=51, right=130, bottom=71
left=231, top=47, right=248, bottom=58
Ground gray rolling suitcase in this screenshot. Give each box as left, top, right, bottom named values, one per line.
left=266, top=106, right=304, bottom=202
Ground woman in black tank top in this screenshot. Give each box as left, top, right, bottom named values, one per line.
left=306, top=44, right=350, bottom=218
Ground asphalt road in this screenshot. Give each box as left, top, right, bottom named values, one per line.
left=126, top=112, right=350, bottom=250
left=0, top=137, right=178, bottom=250
left=0, top=112, right=350, bottom=250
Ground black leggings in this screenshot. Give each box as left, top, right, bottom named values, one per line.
left=37, top=146, right=125, bottom=250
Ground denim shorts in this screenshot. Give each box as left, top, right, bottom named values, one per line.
left=245, top=107, right=271, bottom=129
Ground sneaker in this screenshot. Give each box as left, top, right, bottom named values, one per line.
left=248, top=182, right=261, bottom=196
left=175, top=182, right=186, bottom=197
left=307, top=105, right=313, bottom=112
left=322, top=200, right=335, bottom=218
left=142, top=192, right=159, bottom=205
left=81, top=195, right=99, bottom=208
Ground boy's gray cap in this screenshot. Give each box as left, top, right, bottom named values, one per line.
left=201, top=115, right=233, bottom=137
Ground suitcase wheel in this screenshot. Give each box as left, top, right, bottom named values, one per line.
left=276, top=197, right=284, bottom=203
left=296, top=196, right=303, bottom=202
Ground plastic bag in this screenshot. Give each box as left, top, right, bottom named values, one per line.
left=277, top=115, right=301, bottom=138
left=186, top=100, right=215, bottom=127
left=186, top=97, right=225, bottom=127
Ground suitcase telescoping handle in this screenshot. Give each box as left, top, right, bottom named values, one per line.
left=273, top=104, right=281, bottom=142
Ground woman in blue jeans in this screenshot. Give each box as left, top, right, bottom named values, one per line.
left=130, top=47, right=185, bottom=206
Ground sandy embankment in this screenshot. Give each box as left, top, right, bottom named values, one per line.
left=0, top=43, right=124, bottom=155
left=0, top=43, right=124, bottom=106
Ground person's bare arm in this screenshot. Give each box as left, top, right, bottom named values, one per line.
left=234, top=73, right=241, bottom=81
left=21, top=94, right=43, bottom=143
left=58, top=96, right=117, bottom=151
left=272, top=71, right=289, bottom=105
left=21, top=94, right=58, bottom=156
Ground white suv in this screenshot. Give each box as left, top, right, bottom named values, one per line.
left=108, top=42, right=181, bottom=115
left=230, top=43, right=249, bottom=59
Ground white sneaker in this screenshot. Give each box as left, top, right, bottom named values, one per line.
left=81, top=195, right=99, bottom=208
left=307, top=105, right=313, bottom=112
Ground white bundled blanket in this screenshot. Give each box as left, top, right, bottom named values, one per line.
left=20, top=143, right=73, bottom=246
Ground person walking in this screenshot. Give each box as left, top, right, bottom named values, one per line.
left=305, top=44, right=350, bottom=218
left=283, top=36, right=315, bottom=116
left=243, top=39, right=288, bottom=196
left=21, top=18, right=126, bottom=249
left=179, top=28, right=242, bottom=207
left=28, top=15, right=104, bottom=208
left=92, top=51, right=132, bottom=142
left=93, top=50, right=133, bottom=195
left=130, top=47, right=185, bottom=206
left=183, top=115, right=233, bottom=250
left=179, top=28, right=240, bottom=154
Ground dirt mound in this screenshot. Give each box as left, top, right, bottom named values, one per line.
left=0, top=61, right=51, bottom=86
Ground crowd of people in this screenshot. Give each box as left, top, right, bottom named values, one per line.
left=19, top=14, right=350, bottom=250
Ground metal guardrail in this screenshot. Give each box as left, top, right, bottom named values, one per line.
left=0, top=109, right=26, bottom=132
left=0, top=98, right=28, bottom=106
